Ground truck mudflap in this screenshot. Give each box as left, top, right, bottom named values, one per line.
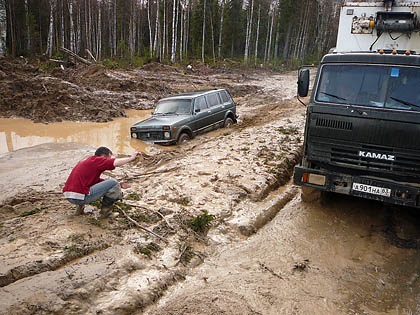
left=293, top=166, right=420, bottom=208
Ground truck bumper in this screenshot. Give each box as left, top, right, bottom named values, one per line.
left=293, top=166, right=420, bottom=208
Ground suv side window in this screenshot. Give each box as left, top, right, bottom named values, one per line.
left=194, top=96, right=208, bottom=111
left=219, top=90, right=230, bottom=103
left=206, top=92, right=221, bottom=108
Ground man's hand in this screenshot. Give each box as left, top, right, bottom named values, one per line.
left=114, top=152, right=141, bottom=167
left=131, top=151, right=141, bottom=161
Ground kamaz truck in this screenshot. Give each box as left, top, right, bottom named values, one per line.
left=294, top=0, right=420, bottom=208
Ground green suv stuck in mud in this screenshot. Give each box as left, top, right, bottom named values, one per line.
left=130, top=89, right=237, bottom=144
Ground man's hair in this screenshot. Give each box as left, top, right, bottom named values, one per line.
left=95, top=146, right=112, bottom=157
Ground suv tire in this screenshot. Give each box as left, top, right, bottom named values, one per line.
left=177, top=132, right=191, bottom=144
left=224, top=117, right=234, bottom=128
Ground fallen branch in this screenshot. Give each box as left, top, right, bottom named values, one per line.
left=49, top=58, right=66, bottom=64
left=115, top=205, right=169, bottom=243
left=85, top=49, right=97, bottom=62
left=124, top=202, right=174, bottom=230
left=126, top=166, right=181, bottom=180
left=60, top=47, right=91, bottom=65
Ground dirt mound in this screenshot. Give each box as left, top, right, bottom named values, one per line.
left=0, top=58, right=127, bottom=123
left=0, top=58, right=268, bottom=123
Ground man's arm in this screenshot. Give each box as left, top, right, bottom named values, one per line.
left=113, top=152, right=140, bottom=167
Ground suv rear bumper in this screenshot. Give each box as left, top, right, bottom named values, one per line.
left=293, top=166, right=420, bottom=208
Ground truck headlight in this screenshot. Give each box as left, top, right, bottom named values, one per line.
left=131, top=132, right=138, bottom=138
left=164, top=131, right=171, bottom=138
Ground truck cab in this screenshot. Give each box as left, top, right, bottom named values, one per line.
left=294, top=0, right=420, bottom=208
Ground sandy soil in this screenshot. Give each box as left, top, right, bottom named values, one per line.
left=0, top=58, right=418, bottom=315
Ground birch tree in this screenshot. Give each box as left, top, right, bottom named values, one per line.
left=201, top=0, right=206, bottom=62
left=217, top=0, right=224, bottom=58
left=244, top=0, right=253, bottom=63
left=153, top=0, right=160, bottom=59
left=129, top=0, right=136, bottom=59
left=147, top=0, right=153, bottom=58
left=46, top=0, right=55, bottom=57
left=254, top=3, right=260, bottom=65
left=0, top=0, right=6, bottom=55
left=68, top=0, right=75, bottom=52
left=171, top=0, right=178, bottom=62
left=24, top=0, right=30, bottom=52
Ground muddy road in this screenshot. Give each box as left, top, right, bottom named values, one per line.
left=0, top=59, right=419, bottom=315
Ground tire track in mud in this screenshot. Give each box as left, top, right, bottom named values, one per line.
left=0, top=70, right=306, bottom=314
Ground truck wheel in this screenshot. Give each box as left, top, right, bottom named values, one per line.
left=177, top=132, right=190, bottom=144
left=224, top=117, right=234, bottom=128
left=301, top=186, right=322, bottom=202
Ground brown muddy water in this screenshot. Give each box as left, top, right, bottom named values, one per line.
left=0, top=109, right=152, bottom=155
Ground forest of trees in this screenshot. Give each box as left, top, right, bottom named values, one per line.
left=0, top=0, right=342, bottom=67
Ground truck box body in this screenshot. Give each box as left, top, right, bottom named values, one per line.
left=294, top=0, right=420, bottom=208
left=336, top=1, right=420, bottom=52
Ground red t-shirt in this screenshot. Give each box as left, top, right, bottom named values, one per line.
left=63, top=156, right=116, bottom=195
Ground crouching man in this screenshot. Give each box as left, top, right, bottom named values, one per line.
left=63, top=146, right=140, bottom=218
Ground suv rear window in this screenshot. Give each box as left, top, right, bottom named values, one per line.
left=206, top=93, right=221, bottom=107
left=219, top=90, right=230, bottom=103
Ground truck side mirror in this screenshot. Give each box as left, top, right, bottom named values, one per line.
left=298, top=69, right=310, bottom=97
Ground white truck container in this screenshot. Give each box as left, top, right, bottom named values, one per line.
left=336, top=0, right=420, bottom=52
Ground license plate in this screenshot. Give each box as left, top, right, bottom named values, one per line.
left=352, top=182, right=391, bottom=197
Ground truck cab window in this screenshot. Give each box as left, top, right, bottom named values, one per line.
left=385, top=67, right=420, bottom=111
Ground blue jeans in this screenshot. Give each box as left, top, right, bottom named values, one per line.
left=67, top=179, right=122, bottom=206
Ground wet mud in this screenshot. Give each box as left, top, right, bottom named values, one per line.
left=0, top=59, right=418, bottom=315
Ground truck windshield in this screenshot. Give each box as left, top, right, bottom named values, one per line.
left=315, top=64, right=420, bottom=112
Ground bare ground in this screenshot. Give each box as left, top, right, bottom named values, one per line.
left=0, top=58, right=307, bottom=314
left=0, top=57, right=418, bottom=315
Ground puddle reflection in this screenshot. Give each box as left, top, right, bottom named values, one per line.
left=0, top=110, right=154, bottom=155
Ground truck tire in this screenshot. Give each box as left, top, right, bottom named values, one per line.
left=301, top=186, right=322, bottom=202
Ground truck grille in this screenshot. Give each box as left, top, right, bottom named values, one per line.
left=316, top=118, right=352, bottom=130
left=309, top=138, right=420, bottom=177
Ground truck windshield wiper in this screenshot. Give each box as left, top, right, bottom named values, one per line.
left=390, top=97, right=420, bottom=109
left=319, top=91, right=347, bottom=101
left=320, top=91, right=364, bottom=114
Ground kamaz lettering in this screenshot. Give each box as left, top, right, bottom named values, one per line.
left=358, top=151, right=395, bottom=161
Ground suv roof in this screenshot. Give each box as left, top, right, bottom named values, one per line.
left=160, top=89, right=224, bottom=101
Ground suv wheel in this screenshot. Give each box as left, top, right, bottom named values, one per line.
left=223, top=117, right=234, bottom=128
left=177, top=132, right=191, bottom=144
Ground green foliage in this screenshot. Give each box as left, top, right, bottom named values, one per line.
left=125, top=192, right=141, bottom=201
left=20, top=206, right=46, bottom=217
left=102, top=56, right=147, bottom=69
left=277, top=126, right=299, bottom=135
left=174, top=197, right=191, bottom=206
left=102, top=59, right=120, bottom=69
left=178, top=243, right=195, bottom=265
left=63, top=244, right=84, bottom=256
left=67, top=233, right=85, bottom=244
left=133, top=242, right=161, bottom=259
left=188, top=211, right=215, bottom=234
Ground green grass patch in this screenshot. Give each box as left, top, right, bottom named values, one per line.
left=188, top=211, right=215, bottom=234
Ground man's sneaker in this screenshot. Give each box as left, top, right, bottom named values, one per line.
left=108, top=212, right=120, bottom=219
left=100, top=206, right=112, bottom=219
left=75, top=204, right=85, bottom=215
